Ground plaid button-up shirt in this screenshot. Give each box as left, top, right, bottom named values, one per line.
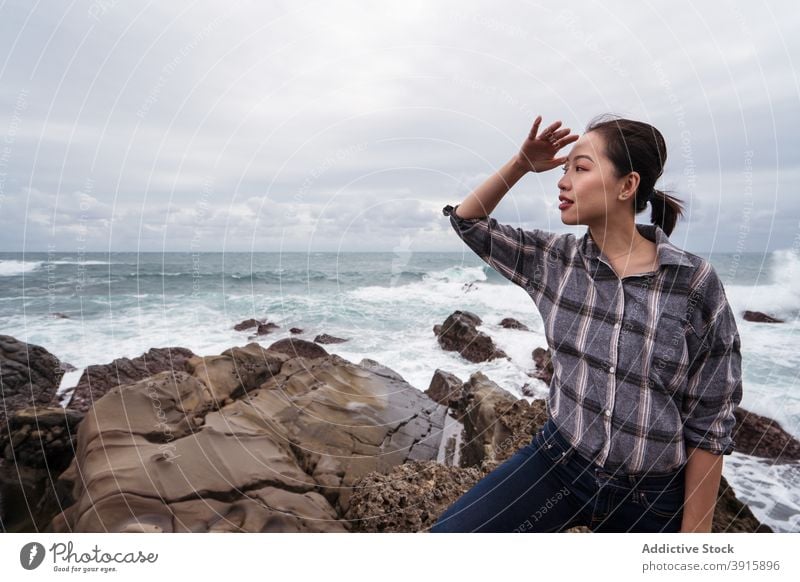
left=443, top=203, right=744, bottom=475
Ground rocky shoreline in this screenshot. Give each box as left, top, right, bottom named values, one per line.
left=0, top=311, right=795, bottom=533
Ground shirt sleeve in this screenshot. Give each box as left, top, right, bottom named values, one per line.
left=681, top=267, right=744, bottom=456
left=442, top=203, right=562, bottom=292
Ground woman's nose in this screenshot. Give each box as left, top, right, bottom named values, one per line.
left=557, top=175, right=570, bottom=191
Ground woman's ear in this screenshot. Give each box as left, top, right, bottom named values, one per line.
left=619, top=171, right=641, bottom=200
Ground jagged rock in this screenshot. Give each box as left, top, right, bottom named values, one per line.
left=453, top=371, right=548, bottom=467
left=64, top=346, right=197, bottom=413
left=47, top=352, right=447, bottom=532
left=289, top=327, right=303, bottom=334
left=433, top=310, right=508, bottom=363
left=733, top=407, right=800, bottom=462
left=743, top=310, right=784, bottom=323
left=344, top=460, right=486, bottom=532
left=424, top=369, right=463, bottom=407
left=313, top=333, right=348, bottom=344
left=530, top=346, right=553, bottom=384
left=344, top=458, right=592, bottom=533
left=0, top=335, right=65, bottom=431
left=499, top=317, right=529, bottom=331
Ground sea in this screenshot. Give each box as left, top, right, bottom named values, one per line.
left=0, top=249, right=798, bottom=532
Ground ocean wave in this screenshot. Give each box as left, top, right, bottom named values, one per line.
left=0, top=260, right=45, bottom=276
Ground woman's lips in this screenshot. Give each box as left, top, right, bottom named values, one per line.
left=559, top=200, right=574, bottom=210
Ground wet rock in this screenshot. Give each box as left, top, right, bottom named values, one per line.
left=743, top=310, right=784, bottom=323
left=0, top=335, right=65, bottom=431
left=433, top=310, right=508, bottom=363
left=499, top=317, right=529, bottom=331
left=733, top=407, right=800, bottom=462
left=267, top=338, right=329, bottom=359
left=233, top=318, right=263, bottom=331
left=714, top=475, right=773, bottom=532
left=529, top=346, right=553, bottom=384
left=313, top=333, right=348, bottom=344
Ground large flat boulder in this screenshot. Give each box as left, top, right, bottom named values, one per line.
left=48, top=349, right=447, bottom=532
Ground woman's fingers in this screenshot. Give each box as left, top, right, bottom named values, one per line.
left=539, top=120, right=563, bottom=138
left=551, top=127, right=571, bottom=140
left=528, top=115, right=542, bottom=139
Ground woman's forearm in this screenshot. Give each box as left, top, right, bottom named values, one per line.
left=680, top=446, right=724, bottom=532
left=454, top=154, right=530, bottom=219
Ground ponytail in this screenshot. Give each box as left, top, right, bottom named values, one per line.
left=648, top=188, right=685, bottom=237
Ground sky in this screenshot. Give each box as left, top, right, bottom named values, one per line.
left=0, top=0, right=798, bottom=254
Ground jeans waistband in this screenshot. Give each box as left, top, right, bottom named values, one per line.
left=539, top=418, right=686, bottom=490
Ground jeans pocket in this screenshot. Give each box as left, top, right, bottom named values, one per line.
left=638, top=487, right=684, bottom=520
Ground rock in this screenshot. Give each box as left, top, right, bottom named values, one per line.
left=449, top=371, right=548, bottom=468
left=424, top=369, right=463, bottom=407
left=313, top=333, right=348, bottom=344
left=714, top=475, right=773, bottom=532
left=499, top=317, right=529, bottom=331
left=0, top=407, right=84, bottom=472
left=347, top=378, right=771, bottom=533
left=289, top=327, right=303, bottom=334
left=185, top=342, right=288, bottom=405
left=65, top=346, right=197, bottom=413
left=255, top=322, right=280, bottom=335
left=743, top=310, right=784, bottom=323
left=267, top=338, right=329, bottom=360
left=344, top=460, right=486, bottom=532
left=47, top=352, right=448, bottom=532
left=0, top=407, right=85, bottom=532
left=529, top=346, right=553, bottom=384
left=433, top=310, right=508, bottom=363
left=233, top=318, right=262, bottom=331
left=0, top=335, right=65, bottom=431
left=733, top=407, right=800, bottom=462
left=51, top=312, right=70, bottom=319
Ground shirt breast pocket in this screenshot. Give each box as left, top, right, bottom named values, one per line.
left=650, top=310, right=692, bottom=399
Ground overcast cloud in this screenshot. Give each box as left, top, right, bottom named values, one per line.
left=0, top=0, right=798, bottom=253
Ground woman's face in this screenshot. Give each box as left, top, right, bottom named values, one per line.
left=556, top=130, right=629, bottom=226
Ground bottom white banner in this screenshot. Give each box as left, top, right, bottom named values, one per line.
left=1, top=532, right=797, bottom=581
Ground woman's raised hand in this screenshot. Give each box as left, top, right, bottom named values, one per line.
left=515, top=116, right=580, bottom=173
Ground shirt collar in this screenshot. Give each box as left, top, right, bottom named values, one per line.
left=581, top=223, right=693, bottom=269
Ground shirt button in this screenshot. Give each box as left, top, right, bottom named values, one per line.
left=613, top=322, right=620, bottom=329
left=608, top=366, right=615, bottom=373
left=605, top=409, right=612, bottom=417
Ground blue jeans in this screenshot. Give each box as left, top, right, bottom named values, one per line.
left=430, top=417, right=686, bottom=533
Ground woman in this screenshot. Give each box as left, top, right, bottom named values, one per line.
left=430, top=114, right=743, bottom=533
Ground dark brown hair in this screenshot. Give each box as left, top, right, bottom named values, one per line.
left=585, top=113, right=685, bottom=236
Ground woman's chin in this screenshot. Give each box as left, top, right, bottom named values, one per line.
left=559, top=212, right=579, bottom=225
